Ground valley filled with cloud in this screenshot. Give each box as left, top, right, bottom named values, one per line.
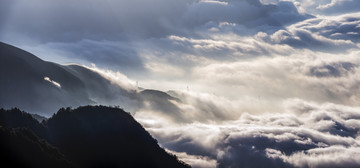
left=1, top=0, right=360, bottom=167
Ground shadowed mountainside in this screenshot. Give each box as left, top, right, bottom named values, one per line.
left=0, top=106, right=190, bottom=168
left=0, top=126, right=72, bottom=168
left=0, top=42, right=92, bottom=114
left=0, top=42, right=182, bottom=118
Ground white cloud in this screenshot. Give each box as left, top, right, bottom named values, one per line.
left=136, top=99, right=360, bottom=168
left=316, top=0, right=350, bottom=10
left=86, top=64, right=137, bottom=91
left=274, top=146, right=360, bottom=167
left=166, top=149, right=217, bottom=168
left=134, top=12, right=359, bottom=79
left=44, top=76, right=61, bottom=88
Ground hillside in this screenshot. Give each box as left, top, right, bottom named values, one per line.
left=0, top=42, right=181, bottom=117
left=0, top=126, right=72, bottom=168
left=0, top=106, right=190, bottom=168
left=0, top=42, right=92, bottom=115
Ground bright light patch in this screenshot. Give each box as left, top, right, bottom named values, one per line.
left=44, top=76, right=61, bottom=88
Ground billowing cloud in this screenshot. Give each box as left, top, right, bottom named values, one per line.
left=261, top=28, right=357, bottom=52
left=191, top=51, right=360, bottom=107
left=133, top=12, right=360, bottom=77
left=279, top=0, right=360, bottom=15
left=316, top=0, right=360, bottom=14
left=260, top=12, right=360, bottom=50
left=135, top=99, right=360, bottom=168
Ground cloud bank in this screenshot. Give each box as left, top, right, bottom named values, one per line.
left=135, top=99, right=360, bottom=168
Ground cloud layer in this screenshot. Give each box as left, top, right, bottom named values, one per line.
left=135, top=99, right=360, bottom=168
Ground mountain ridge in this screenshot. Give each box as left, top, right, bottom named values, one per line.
left=0, top=42, right=182, bottom=118
left=0, top=106, right=190, bottom=168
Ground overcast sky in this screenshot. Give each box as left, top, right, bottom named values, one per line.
left=1, top=0, right=360, bottom=167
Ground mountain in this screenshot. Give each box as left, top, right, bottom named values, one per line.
left=0, top=42, right=181, bottom=117
left=0, top=107, right=47, bottom=138
left=0, top=106, right=190, bottom=168
left=0, top=126, right=72, bottom=168
left=139, top=89, right=185, bottom=121
left=0, top=42, right=93, bottom=115
left=30, top=113, right=48, bottom=122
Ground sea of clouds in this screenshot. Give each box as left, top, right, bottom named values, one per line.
left=1, top=0, right=360, bottom=167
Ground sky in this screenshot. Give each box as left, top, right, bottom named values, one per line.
left=1, top=0, right=360, bottom=167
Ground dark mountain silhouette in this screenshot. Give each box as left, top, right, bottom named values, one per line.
left=0, top=126, right=72, bottom=168
left=30, top=113, right=48, bottom=122
left=0, top=108, right=47, bottom=138
left=0, top=106, right=190, bottom=168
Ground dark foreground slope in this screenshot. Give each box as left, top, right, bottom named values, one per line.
left=0, top=127, right=72, bottom=168
left=0, top=106, right=190, bottom=168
